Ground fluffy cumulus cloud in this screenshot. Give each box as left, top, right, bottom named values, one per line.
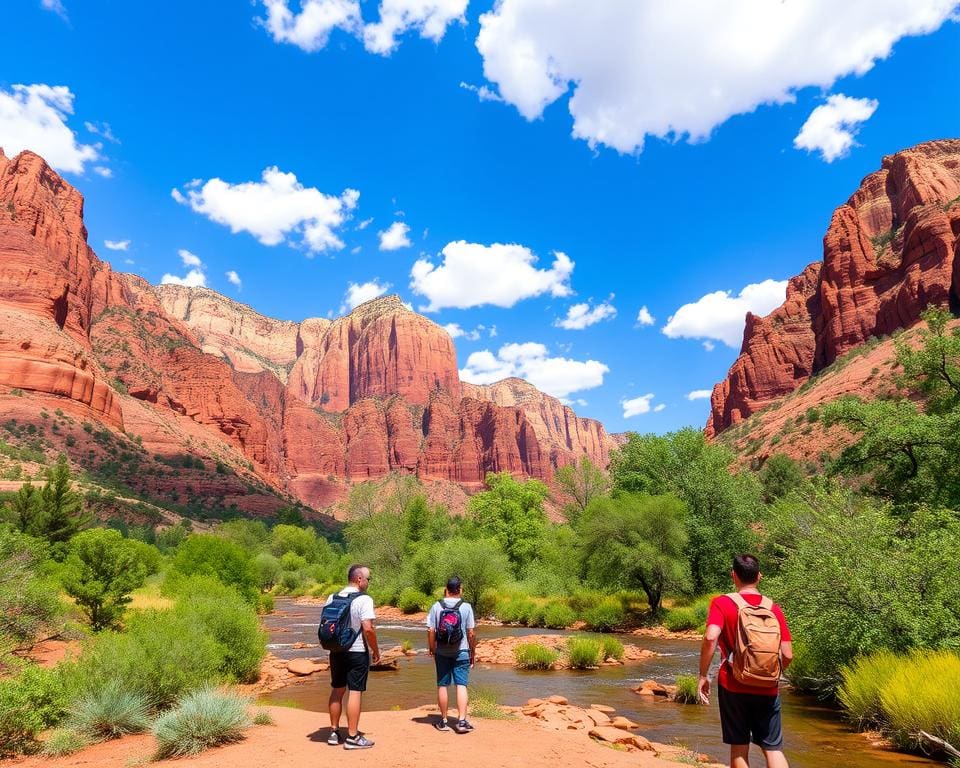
left=460, top=342, right=608, bottom=398
left=161, top=249, right=207, bottom=288
left=172, top=167, right=359, bottom=254
left=794, top=94, right=879, bottom=162
left=226, top=270, right=242, bottom=289
left=635, top=306, right=655, bottom=326
left=662, top=279, right=787, bottom=348
left=622, top=393, right=656, bottom=418
left=103, top=239, right=130, bottom=251
left=343, top=279, right=391, bottom=311
left=260, top=0, right=466, bottom=55
left=411, top=241, right=573, bottom=311
left=443, top=322, right=484, bottom=341
left=378, top=220, right=412, bottom=251
left=555, top=296, right=616, bottom=330
left=475, top=0, right=959, bottom=153
left=687, top=389, right=712, bottom=401
left=0, top=84, right=100, bottom=173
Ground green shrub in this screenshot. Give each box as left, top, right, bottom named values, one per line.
left=514, top=643, right=558, bottom=670
left=674, top=675, right=699, bottom=704
left=542, top=601, right=576, bottom=629
left=0, top=665, right=68, bottom=756
left=152, top=688, right=251, bottom=759
left=170, top=535, right=258, bottom=604
left=397, top=587, right=430, bottom=614
left=252, top=709, right=274, bottom=726
left=880, top=651, right=960, bottom=750
left=583, top=598, right=625, bottom=632
left=526, top=602, right=548, bottom=628
left=67, top=679, right=150, bottom=740
left=566, top=636, right=602, bottom=669
left=838, top=650, right=899, bottom=728
left=496, top=596, right=536, bottom=625
left=470, top=688, right=512, bottom=720
left=568, top=589, right=602, bottom=615
left=42, top=727, right=91, bottom=756
left=600, top=635, right=624, bottom=661
left=664, top=607, right=699, bottom=632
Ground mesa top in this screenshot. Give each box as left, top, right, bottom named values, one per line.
left=323, top=586, right=375, bottom=653
left=706, top=592, right=792, bottom=696
left=426, top=597, right=476, bottom=657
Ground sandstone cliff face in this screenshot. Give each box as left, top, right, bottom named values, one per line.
left=0, top=150, right=614, bottom=514
left=709, top=140, right=960, bottom=437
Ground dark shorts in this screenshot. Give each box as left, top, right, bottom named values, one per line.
left=718, top=685, right=784, bottom=750
left=330, top=651, right=369, bottom=692
left=435, top=650, right=471, bottom=687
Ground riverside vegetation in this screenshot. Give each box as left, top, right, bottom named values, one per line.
left=1, top=309, right=959, bottom=760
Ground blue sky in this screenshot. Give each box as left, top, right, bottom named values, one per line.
left=3, top=1, right=959, bottom=434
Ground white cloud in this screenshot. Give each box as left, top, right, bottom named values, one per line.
left=654, top=403, right=666, bottom=412
left=178, top=249, right=203, bottom=268
left=161, top=269, right=207, bottom=288
left=93, top=166, right=113, bottom=178
left=343, top=279, right=391, bottom=311
left=124, top=258, right=135, bottom=265
left=459, top=81, right=505, bottom=103
left=84, top=121, right=119, bottom=144
left=555, top=296, right=616, bottom=330
left=226, top=270, right=242, bottom=289
left=622, top=393, right=656, bottom=418
left=687, top=389, right=712, bottom=401
left=703, top=341, right=716, bottom=352
left=476, top=1, right=959, bottom=154
left=443, top=323, right=482, bottom=341
left=41, top=0, right=68, bottom=21
left=0, top=84, right=100, bottom=173
left=364, top=0, right=468, bottom=54
left=636, top=306, right=655, bottom=326
left=794, top=94, right=879, bottom=162
left=104, top=239, right=130, bottom=251
left=662, top=278, right=787, bottom=348
left=378, top=221, right=412, bottom=251
left=411, top=241, right=573, bottom=311
left=460, top=341, right=607, bottom=398
left=357, top=217, right=374, bottom=230
left=260, top=0, right=466, bottom=55
left=172, top=167, right=359, bottom=254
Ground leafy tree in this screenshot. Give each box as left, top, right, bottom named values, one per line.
left=217, top=519, right=269, bottom=553
left=437, top=537, right=510, bottom=614
left=554, top=457, right=610, bottom=523
left=894, top=307, right=960, bottom=414
left=2, top=483, right=38, bottom=533
left=343, top=481, right=380, bottom=519
left=31, top=456, right=91, bottom=556
left=253, top=552, right=282, bottom=591
left=269, top=524, right=319, bottom=560
left=344, top=510, right=406, bottom=576
left=759, top=454, right=807, bottom=503
left=61, top=528, right=147, bottom=631
left=403, top=495, right=432, bottom=546
left=170, top=534, right=258, bottom=604
left=0, top=527, right=62, bottom=669
left=578, top=493, right=689, bottom=615
left=155, top=522, right=190, bottom=553
left=610, top=429, right=758, bottom=593
left=273, top=506, right=307, bottom=526
left=524, top=524, right=581, bottom=595
left=467, top=473, right=548, bottom=577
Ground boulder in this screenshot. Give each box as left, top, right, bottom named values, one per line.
left=588, top=727, right=654, bottom=751
left=610, top=716, right=639, bottom=730
left=286, top=658, right=320, bottom=676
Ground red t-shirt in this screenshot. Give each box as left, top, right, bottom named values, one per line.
left=706, top=592, right=792, bottom=696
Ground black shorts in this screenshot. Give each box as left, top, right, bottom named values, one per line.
left=718, top=685, right=784, bottom=750
left=330, top=651, right=369, bottom=692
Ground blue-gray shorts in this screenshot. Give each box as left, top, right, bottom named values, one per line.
left=435, top=650, right=471, bottom=686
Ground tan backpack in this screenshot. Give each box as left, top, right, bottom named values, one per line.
left=727, top=593, right=782, bottom=686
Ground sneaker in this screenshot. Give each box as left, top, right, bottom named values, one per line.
left=326, top=730, right=341, bottom=746
left=434, top=719, right=451, bottom=732
left=454, top=720, right=474, bottom=734
left=343, top=734, right=375, bottom=750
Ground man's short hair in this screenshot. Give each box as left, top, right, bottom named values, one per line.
left=347, top=563, right=366, bottom=583
left=446, top=576, right=462, bottom=594
left=732, top=554, right=760, bottom=584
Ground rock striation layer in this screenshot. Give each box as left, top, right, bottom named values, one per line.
left=708, top=140, right=960, bottom=437
left=0, top=150, right=614, bottom=513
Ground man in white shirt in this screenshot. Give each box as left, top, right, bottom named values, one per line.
left=427, top=576, right=477, bottom=734
left=325, top=564, right=380, bottom=749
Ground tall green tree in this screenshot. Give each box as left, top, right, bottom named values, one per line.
left=438, top=537, right=510, bottom=614
left=554, top=457, right=611, bottom=524
left=609, top=429, right=758, bottom=593
left=32, top=456, right=91, bottom=557
left=62, top=528, right=147, bottom=631
left=467, top=473, right=548, bottom=577
left=578, top=493, right=689, bottom=615
left=2, top=483, right=39, bottom=533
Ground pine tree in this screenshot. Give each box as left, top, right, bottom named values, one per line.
left=3, top=482, right=39, bottom=532
left=33, top=455, right=91, bottom=556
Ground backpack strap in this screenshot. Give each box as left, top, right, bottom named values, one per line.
left=451, top=599, right=463, bottom=610
left=727, top=592, right=749, bottom=610
left=759, top=596, right=773, bottom=611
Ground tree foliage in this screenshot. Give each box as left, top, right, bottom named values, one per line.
left=554, top=457, right=610, bottom=523
left=467, top=473, right=548, bottom=577
left=437, top=537, right=509, bottom=614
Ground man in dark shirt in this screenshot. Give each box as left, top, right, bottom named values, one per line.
left=698, top=554, right=793, bottom=768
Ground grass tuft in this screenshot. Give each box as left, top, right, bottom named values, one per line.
left=252, top=709, right=274, bottom=726
left=674, top=675, right=700, bottom=704
left=514, top=643, right=558, bottom=670
left=838, top=650, right=898, bottom=728
left=879, top=651, right=960, bottom=750
left=470, top=688, right=513, bottom=720
left=41, top=728, right=91, bottom=757
left=152, top=688, right=251, bottom=759
left=600, top=635, right=624, bottom=661
left=67, top=680, right=151, bottom=740
left=567, top=636, right=602, bottom=669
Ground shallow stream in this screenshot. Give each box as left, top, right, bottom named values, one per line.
left=261, top=600, right=937, bottom=768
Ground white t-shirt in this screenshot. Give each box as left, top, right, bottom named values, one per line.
left=324, top=586, right=375, bottom=653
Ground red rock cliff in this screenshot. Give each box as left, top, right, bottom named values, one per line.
left=708, top=139, right=960, bottom=437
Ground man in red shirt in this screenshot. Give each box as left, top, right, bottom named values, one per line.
left=698, top=554, right=793, bottom=768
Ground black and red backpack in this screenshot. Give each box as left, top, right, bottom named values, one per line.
left=435, top=599, right=464, bottom=647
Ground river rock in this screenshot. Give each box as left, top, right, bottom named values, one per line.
left=286, top=658, right=321, bottom=676
left=546, top=695, right=568, bottom=705
left=590, top=704, right=616, bottom=713
left=588, top=727, right=654, bottom=751
left=610, top=716, right=639, bottom=730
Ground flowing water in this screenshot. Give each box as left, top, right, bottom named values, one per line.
left=262, top=600, right=938, bottom=768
